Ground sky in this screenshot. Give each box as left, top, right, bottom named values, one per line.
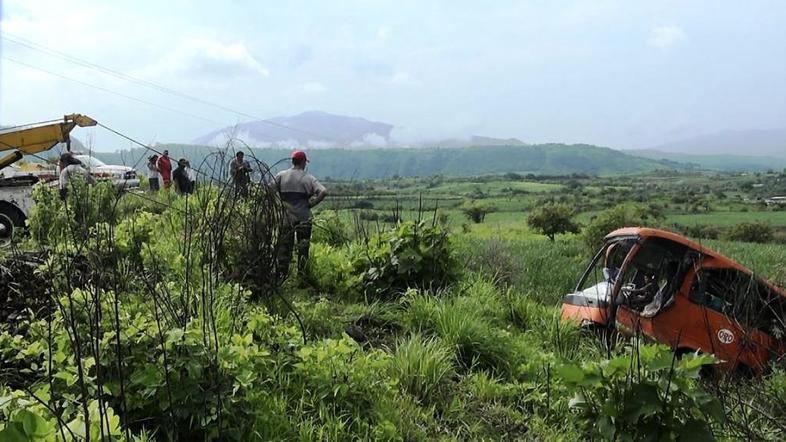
left=1, top=0, right=785, bottom=151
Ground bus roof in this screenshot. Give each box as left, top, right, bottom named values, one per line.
left=606, top=226, right=786, bottom=297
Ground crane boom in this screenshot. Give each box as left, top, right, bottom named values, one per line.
left=0, top=114, right=97, bottom=170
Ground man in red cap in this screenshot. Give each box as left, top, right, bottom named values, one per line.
left=275, top=150, right=328, bottom=283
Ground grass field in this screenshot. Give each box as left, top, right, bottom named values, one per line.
left=4, top=170, right=786, bottom=440
left=667, top=210, right=786, bottom=227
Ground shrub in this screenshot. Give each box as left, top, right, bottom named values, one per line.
left=293, top=336, right=396, bottom=424
left=353, top=199, right=374, bottom=209
left=725, top=221, right=774, bottom=243
left=311, top=211, right=350, bottom=246
left=306, top=243, right=360, bottom=300
left=582, top=204, right=663, bottom=249
left=28, top=179, right=119, bottom=245
left=461, top=202, right=496, bottom=224
left=400, top=289, right=440, bottom=331
left=390, top=334, right=455, bottom=404
left=674, top=223, right=722, bottom=240
left=526, top=203, right=580, bottom=241
left=465, top=238, right=520, bottom=287
left=557, top=344, right=723, bottom=440
left=352, top=221, right=458, bottom=300
left=433, top=301, right=513, bottom=376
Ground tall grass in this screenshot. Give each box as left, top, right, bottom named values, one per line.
left=433, top=301, right=514, bottom=375
left=390, top=334, right=456, bottom=404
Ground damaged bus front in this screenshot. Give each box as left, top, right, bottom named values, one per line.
left=561, top=227, right=786, bottom=374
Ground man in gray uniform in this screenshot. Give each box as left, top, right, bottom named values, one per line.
left=275, top=150, right=327, bottom=282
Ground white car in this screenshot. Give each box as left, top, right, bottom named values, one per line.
left=73, top=155, right=140, bottom=189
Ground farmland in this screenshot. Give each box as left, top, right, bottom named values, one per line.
left=1, top=168, right=786, bottom=440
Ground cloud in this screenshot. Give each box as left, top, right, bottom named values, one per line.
left=648, top=25, right=685, bottom=50
left=377, top=26, right=391, bottom=39
left=299, top=81, right=327, bottom=94
left=135, top=39, right=270, bottom=82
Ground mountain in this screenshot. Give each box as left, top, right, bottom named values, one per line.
left=194, top=111, right=531, bottom=149
left=629, top=149, right=786, bottom=172
left=92, top=143, right=688, bottom=179
left=643, top=129, right=786, bottom=159
left=419, top=135, right=527, bottom=148
left=193, top=111, right=394, bottom=147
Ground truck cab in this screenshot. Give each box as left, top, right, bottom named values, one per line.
left=0, top=114, right=97, bottom=242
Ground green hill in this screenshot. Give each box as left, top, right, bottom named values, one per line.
left=629, top=149, right=786, bottom=172
left=91, top=143, right=687, bottom=179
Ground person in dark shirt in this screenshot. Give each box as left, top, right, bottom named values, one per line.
left=230, top=151, right=252, bottom=196
left=172, top=158, right=193, bottom=195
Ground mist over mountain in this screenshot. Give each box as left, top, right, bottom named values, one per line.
left=194, top=111, right=394, bottom=147
left=193, top=111, right=527, bottom=149
left=642, top=128, right=786, bottom=159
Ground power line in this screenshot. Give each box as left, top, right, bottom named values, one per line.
left=1, top=33, right=335, bottom=142
left=2, top=56, right=223, bottom=124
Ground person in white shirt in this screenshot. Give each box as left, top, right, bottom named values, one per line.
left=147, top=155, right=160, bottom=192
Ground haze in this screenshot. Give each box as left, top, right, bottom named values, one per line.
left=1, top=0, right=785, bottom=151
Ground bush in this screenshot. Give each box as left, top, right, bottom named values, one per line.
left=352, top=221, right=458, bottom=300
left=557, top=344, right=723, bottom=440
left=725, top=221, right=774, bottom=243
left=353, top=199, right=374, bottom=209
left=390, top=334, right=455, bottom=404
left=311, top=211, right=350, bottom=246
left=526, top=202, right=580, bottom=241
left=582, top=204, right=663, bottom=249
left=433, top=301, right=513, bottom=376
left=464, top=238, right=519, bottom=287
left=461, top=202, right=496, bottom=224
left=306, top=243, right=360, bottom=300
left=28, top=179, right=120, bottom=245
left=293, top=336, right=396, bottom=426
left=674, top=223, right=722, bottom=240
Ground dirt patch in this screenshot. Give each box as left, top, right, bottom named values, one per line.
left=345, top=314, right=402, bottom=349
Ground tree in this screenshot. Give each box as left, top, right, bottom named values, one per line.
left=725, top=221, right=773, bottom=243
left=526, top=203, right=580, bottom=241
left=582, top=204, right=663, bottom=248
left=461, top=201, right=496, bottom=224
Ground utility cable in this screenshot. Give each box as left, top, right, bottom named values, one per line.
left=2, top=56, right=222, bottom=125
left=2, top=33, right=336, bottom=142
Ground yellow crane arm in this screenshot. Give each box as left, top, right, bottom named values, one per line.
left=0, top=114, right=97, bottom=170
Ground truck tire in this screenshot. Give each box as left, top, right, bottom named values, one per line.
left=0, top=204, right=24, bottom=244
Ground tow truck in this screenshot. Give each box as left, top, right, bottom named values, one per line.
left=0, top=114, right=97, bottom=242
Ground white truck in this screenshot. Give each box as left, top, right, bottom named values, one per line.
left=0, top=114, right=97, bottom=242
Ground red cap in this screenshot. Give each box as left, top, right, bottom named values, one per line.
left=291, top=150, right=308, bottom=162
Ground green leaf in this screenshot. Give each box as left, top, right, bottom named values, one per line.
left=557, top=364, right=585, bottom=384
left=603, top=356, right=631, bottom=378
left=19, top=409, right=52, bottom=438
left=0, top=423, right=28, bottom=442
left=622, top=384, right=660, bottom=423
left=677, top=419, right=714, bottom=442
left=702, top=397, right=726, bottom=424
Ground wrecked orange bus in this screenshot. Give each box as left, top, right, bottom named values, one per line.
left=561, top=227, right=786, bottom=374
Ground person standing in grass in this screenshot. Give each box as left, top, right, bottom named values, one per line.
left=230, top=151, right=252, bottom=196
left=172, top=158, right=193, bottom=195
left=157, top=150, right=173, bottom=190
left=275, top=150, right=328, bottom=282
left=185, top=160, right=197, bottom=192
left=147, top=155, right=160, bottom=192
